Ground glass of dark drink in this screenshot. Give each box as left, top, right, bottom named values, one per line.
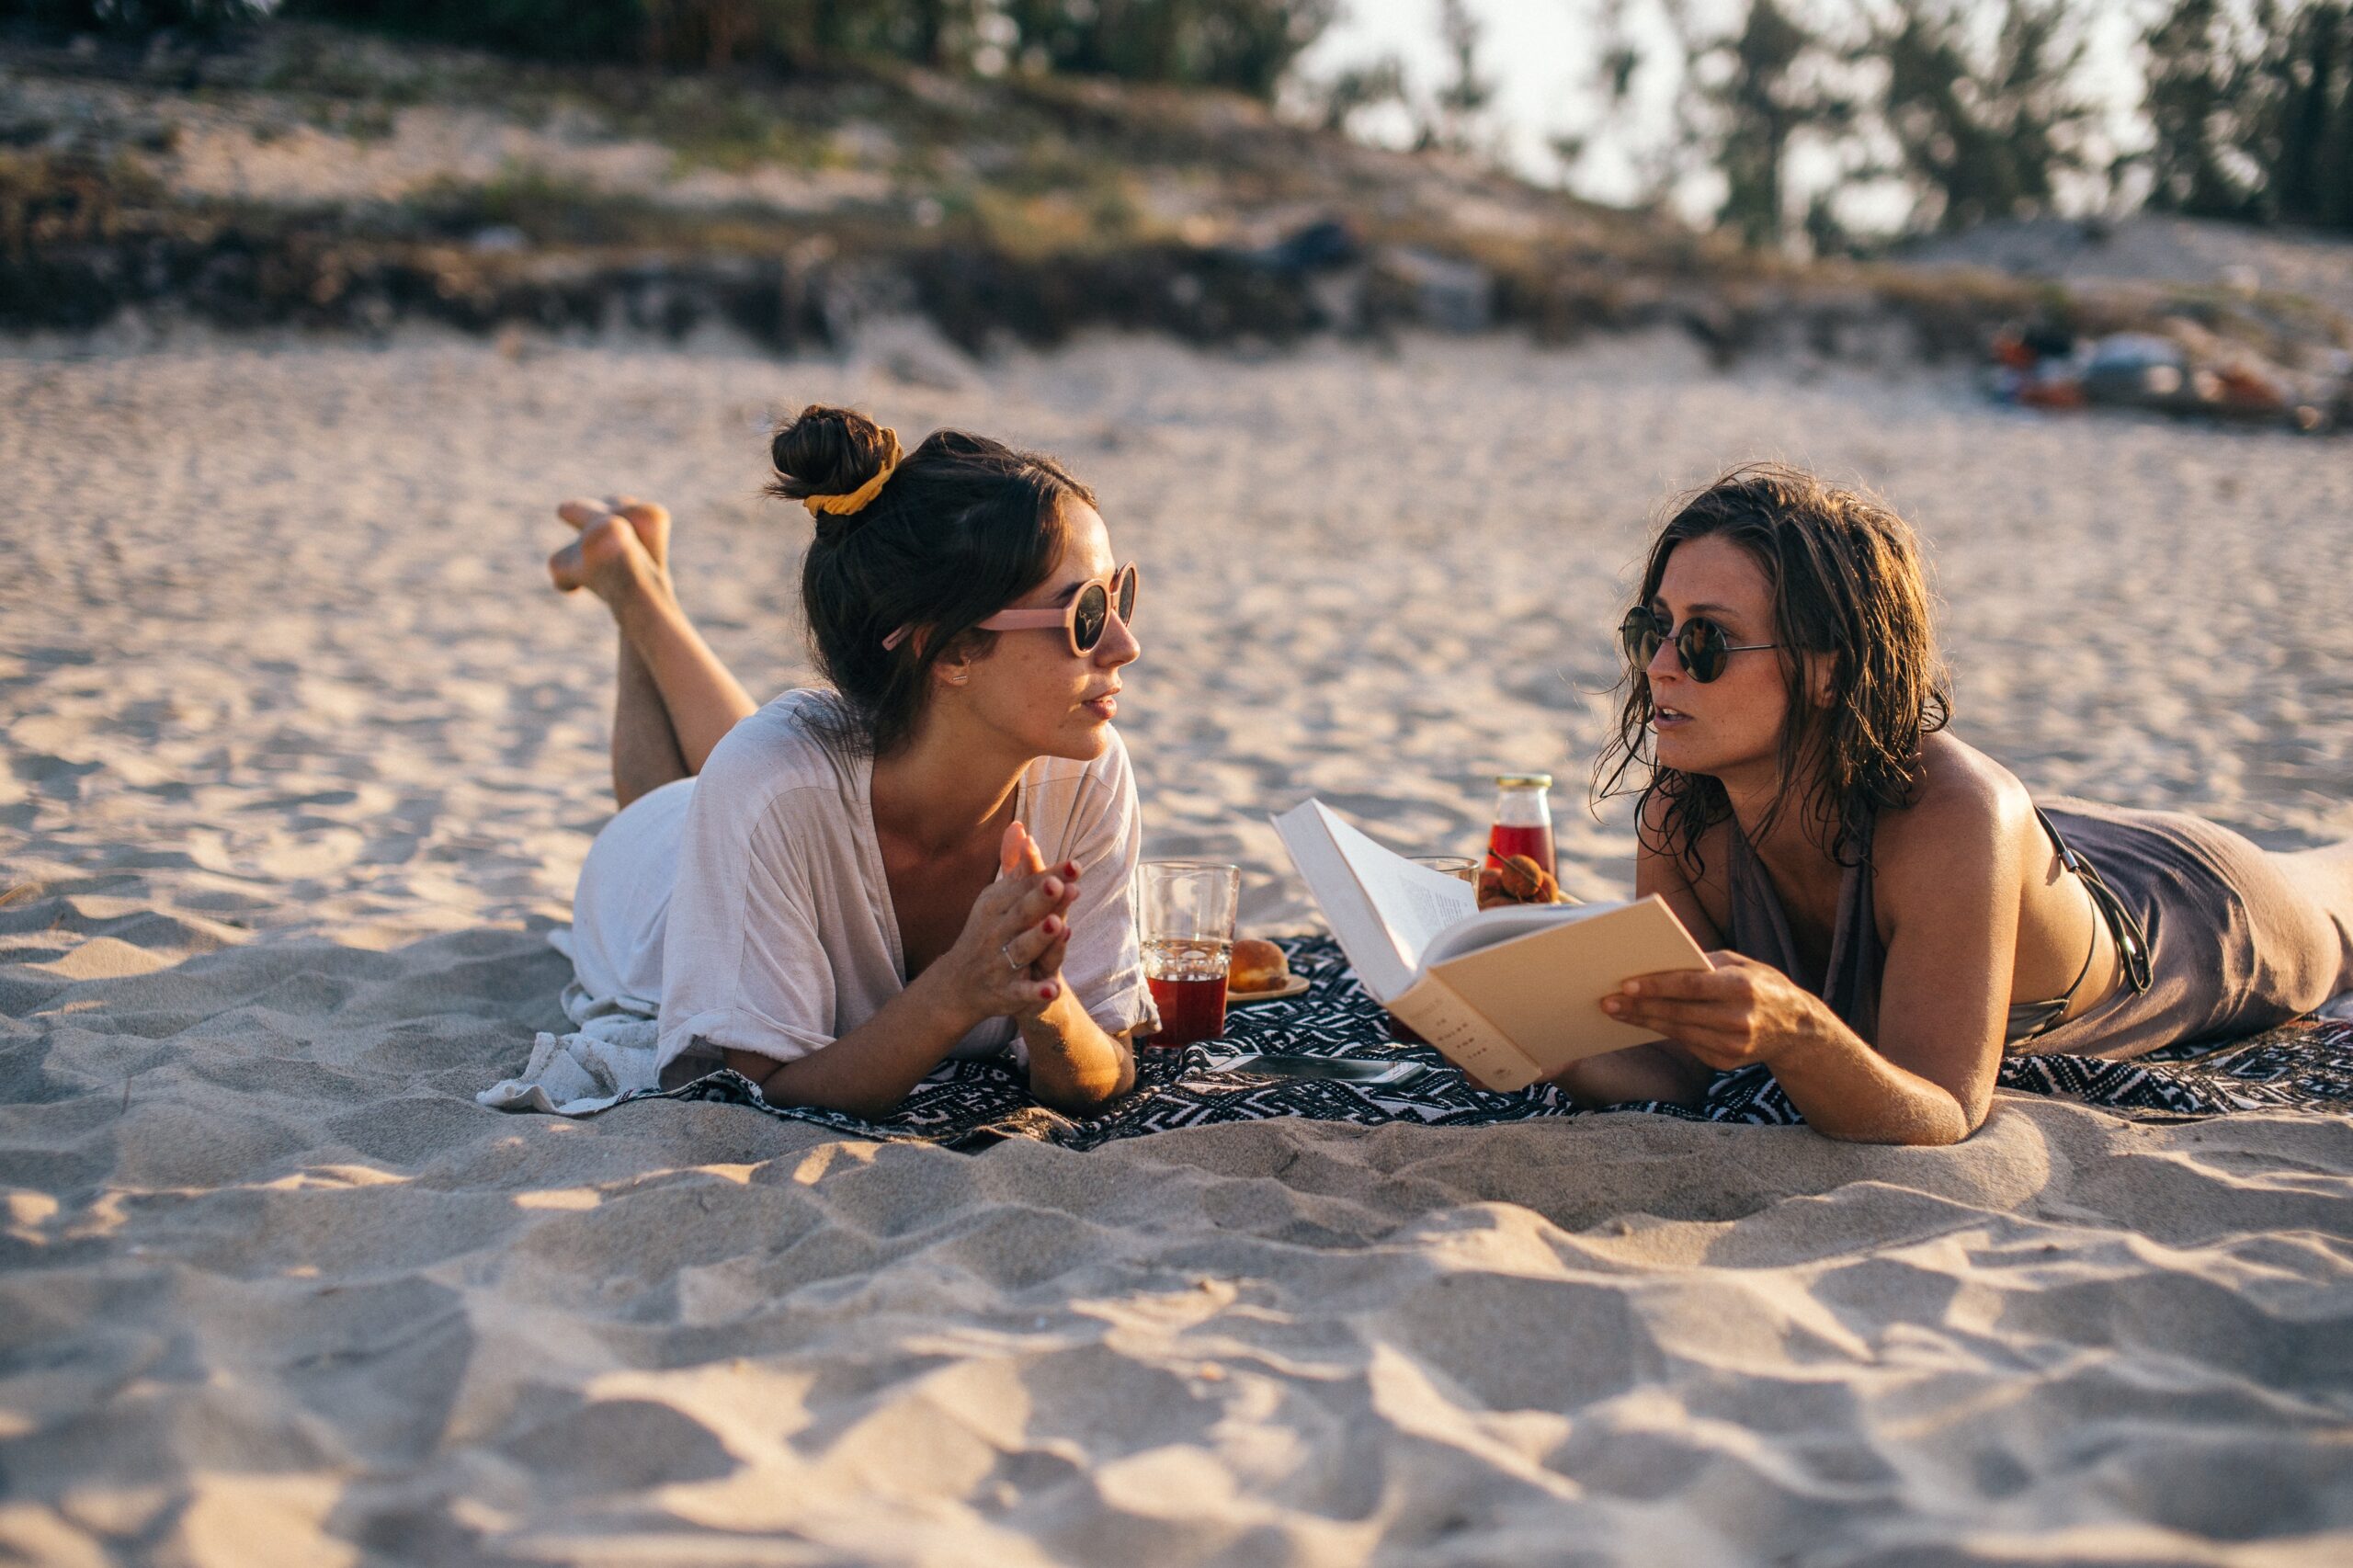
left=1137, top=861, right=1240, bottom=1047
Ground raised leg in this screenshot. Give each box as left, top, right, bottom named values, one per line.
left=609, top=624, right=688, bottom=808
left=551, top=498, right=757, bottom=808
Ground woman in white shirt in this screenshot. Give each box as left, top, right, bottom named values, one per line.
left=544, top=405, right=1151, bottom=1119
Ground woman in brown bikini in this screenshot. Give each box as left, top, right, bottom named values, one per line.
left=1569, top=465, right=2353, bottom=1145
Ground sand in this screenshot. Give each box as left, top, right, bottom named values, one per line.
left=4, top=326, right=2351, bottom=1564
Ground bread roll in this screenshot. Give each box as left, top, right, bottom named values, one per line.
left=1227, top=937, right=1290, bottom=993
left=1477, top=853, right=1563, bottom=909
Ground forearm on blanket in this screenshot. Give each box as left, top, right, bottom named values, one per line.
left=1018, top=987, right=1136, bottom=1114
left=722, top=976, right=976, bottom=1121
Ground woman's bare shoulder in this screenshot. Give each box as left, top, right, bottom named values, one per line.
left=1877, top=733, right=2035, bottom=869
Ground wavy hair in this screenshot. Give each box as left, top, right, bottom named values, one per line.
left=1593, top=464, right=1951, bottom=870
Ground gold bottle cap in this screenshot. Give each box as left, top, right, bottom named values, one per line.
left=1494, top=773, right=1553, bottom=790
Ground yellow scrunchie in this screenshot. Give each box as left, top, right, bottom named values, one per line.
left=802, top=426, right=904, bottom=517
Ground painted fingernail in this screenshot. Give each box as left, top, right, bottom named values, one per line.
left=1063, top=862, right=1080, bottom=879
left=1040, top=983, right=1057, bottom=1000
left=1044, top=878, right=1063, bottom=898
left=1041, top=916, right=1060, bottom=936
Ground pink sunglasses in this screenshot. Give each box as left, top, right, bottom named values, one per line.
left=884, top=562, right=1140, bottom=657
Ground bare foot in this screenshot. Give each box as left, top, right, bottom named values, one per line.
left=557, top=495, right=670, bottom=573
left=548, top=513, right=659, bottom=605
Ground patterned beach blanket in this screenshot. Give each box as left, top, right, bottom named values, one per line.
left=622, top=937, right=2353, bottom=1151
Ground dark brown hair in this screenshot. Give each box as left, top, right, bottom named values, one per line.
left=1593, top=463, right=1951, bottom=869
left=769, top=404, right=1096, bottom=756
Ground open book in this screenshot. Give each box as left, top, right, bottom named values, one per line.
left=1270, top=800, right=1712, bottom=1092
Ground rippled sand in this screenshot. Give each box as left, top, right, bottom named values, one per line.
left=4, top=328, right=2349, bottom=1563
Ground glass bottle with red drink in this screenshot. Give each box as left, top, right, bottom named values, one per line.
left=1388, top=776, right=1559, bottom=1049
left=1487, top=773, right=1557, bottom=880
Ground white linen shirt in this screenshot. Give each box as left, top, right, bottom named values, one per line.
left=565, top=689, right=1154, bottom=1089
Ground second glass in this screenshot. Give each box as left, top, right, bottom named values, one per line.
left=1136, top=860, right=1241, bottom=1047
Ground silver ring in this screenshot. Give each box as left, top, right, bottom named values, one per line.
left=1002, top=942, right=1022, bottom=971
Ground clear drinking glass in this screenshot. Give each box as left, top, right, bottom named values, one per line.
left=1136, top=861, right=1241, bottom=1047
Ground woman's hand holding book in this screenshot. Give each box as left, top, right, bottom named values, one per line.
left=1598, top=949, right=1832, bottom=1072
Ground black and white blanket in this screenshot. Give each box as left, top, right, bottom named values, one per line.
left=620, top=937, right=2353, bottom=1151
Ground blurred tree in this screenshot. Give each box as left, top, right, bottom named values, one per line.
left=2145, top=0, right=2352, bottom=230
left=2143, top=0, right=2262, bottom=217
left=275, top=0, right=998, bottom=74
left=1423, top=0, right=1493, bottom=153
left=1548, top=0, right=1679, bottom=204
left=282, top=0, right=1334, bottom=88
left=1634, top=0, right=1858, bottom=246
left=903, top=0, right=972, bottom=67
left=723, top=0, right=987, bottom=69
left=1873, top=0, right=2099, bottom=232
left=1556, top=0, right=2342, bottom=240
left=1003, top=0, right=1336, bottom=100
left=1617, top=0, right=2097, bottom=244
left=643, top=0, right=758, bottom=68
left=3, top=0, right=260, bottom=35
left=278, top=0, right=651, bottom=62
left=1703, top=0, right=1836, bottom=244
left=1319, top=52, right=1407, bottom=135
left=2267, top=1, right=2351, bottom=223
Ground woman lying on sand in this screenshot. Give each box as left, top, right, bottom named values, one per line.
left=1567, top=465, right=2353, bottom=1145
left=545, top=406, right=1149, bottom=1119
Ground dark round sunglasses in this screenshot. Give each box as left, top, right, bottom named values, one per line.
left=1619, top=606, right=1781, bottom=684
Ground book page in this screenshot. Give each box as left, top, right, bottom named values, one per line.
left=1312, top=807, right=1476, bottom=970
left=1269, top=801, right=1408, bottom=998
left=1422, top=900, right=1620, bottom=968
left=1267, top=801, right=1475, bottom=1001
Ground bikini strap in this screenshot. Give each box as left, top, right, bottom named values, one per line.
left=2034, top=807, right=2154, bottom=997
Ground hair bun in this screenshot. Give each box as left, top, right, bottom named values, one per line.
left=767, top=405, right=899, bottom=529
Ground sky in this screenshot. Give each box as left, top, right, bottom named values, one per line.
left=1297, top=0, right=2158, bottom=228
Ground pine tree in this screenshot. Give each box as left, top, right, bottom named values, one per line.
left=1710, top=0, right=1821, bottom=246
left=1875, top=0, right=2097, bottom=233
left=2143, top=0, right=2353, bottom=231
left=1426, top=0, right=1495, bottom=154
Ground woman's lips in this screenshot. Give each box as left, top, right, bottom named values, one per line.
left=1082, top=692, right=1119, bottom=720
left=1653, top=705, right=1693, bottom=730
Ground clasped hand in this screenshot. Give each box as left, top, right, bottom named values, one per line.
left=1599, top=949, right=1825, bottom=1073
left=934, top=822, right=1080, bottom=1028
